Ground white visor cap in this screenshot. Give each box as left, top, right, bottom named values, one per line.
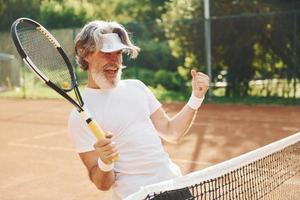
left=99, top=33, right=132, bottom=53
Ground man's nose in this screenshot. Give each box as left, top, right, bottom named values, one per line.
left=109, top=53, right=121, bottom=62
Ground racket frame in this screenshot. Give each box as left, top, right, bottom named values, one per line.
left=11, top=18, right=119, bottom=162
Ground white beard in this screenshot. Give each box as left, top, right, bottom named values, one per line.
left=91, top=68, right=122, bottom=89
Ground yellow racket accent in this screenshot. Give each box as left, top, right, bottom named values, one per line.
left=87, top=119, right=105, bottom=139
left=36, top=26, right=60, bottom=48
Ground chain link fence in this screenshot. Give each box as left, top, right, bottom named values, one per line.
left=211, top=11, right=300, bottom=98
left=0, top=11, right=299, bottom=99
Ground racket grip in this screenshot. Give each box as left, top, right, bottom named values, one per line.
left=87, top=119, right=105, bottom=139
left=87, top=119, right=120, bottom=162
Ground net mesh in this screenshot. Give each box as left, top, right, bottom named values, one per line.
left=16, top=21, right=73, bottom=90
left=125, top=132, right=300, bottom=200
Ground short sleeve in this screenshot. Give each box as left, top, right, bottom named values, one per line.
left=135, top=80, right=161, bottom=114
left=68, top=109, right=96, bottom=153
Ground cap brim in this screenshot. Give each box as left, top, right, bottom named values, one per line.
left=100, top=43, right=132, bottom=53
left=99, top=33, right=133, bottom=53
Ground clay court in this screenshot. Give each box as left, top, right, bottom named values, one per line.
left=0, top=99, right=299, bottom=200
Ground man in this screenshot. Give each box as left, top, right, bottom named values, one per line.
left=68, top=20, right=209, bottom=200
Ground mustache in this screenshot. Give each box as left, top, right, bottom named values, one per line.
left=103, top=63, right=120, bottom=70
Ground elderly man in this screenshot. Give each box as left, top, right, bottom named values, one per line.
left=68, top=20, right=209, bottom=200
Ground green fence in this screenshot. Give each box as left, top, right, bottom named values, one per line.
left=0, top=11, right=299, bottom=100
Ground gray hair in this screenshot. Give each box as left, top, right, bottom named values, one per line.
left=75, top=20, right=140, bottom=70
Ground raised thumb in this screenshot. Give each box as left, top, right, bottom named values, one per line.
left=191, top=69, right=197, bottom=79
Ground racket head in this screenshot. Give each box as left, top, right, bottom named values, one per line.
left=11, top=18, right=77, bottom=92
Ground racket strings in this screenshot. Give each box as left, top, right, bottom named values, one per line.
left=17, top=23, right=73, bottom=90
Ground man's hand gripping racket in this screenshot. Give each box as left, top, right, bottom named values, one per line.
left=11, top=18, right=119, bottom=164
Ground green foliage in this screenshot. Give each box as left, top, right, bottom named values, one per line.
left=76, top=68, right=88, bottom=85
left=125, top=39, right=179, bottom=71
left=161, top=0, right=300, bottom=98
left=122, top=67, right=188, bottom=93
left=0, top=0, right=41, bottom=31
left=39, top=0, right=94, bottom=28
left=0, top=0, right=169, bottom=29
left=113, top=0, right=168, bottom=23
left=150, top=85, right=187, bottom=102
left=122, top=67, right=155, bottom=86
left=153, top=69, right=186, bottom=91
left=1, top=0, right=300, bottom=101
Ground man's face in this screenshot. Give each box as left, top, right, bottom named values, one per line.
left=86, top=50, right=123, bottom=89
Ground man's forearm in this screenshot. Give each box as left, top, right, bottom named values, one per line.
left=89, top=165, right=115, bottom=191
left=168, top=104, right=198, bottom=141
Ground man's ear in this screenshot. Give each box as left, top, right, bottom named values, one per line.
left=84, top=54, right=89, bottom=62
left=77, top=48, right=89, bottom=62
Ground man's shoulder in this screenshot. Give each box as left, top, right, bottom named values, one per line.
left=121, top=79, right=143, bottom=85
left=120, top=79, right=147, bottom=88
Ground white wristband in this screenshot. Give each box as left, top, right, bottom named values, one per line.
left=187, top=93, right=204, bottom=110
left=97, top=158, right=114, bottom=172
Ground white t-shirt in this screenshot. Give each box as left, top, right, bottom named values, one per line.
left=68, top=79, right=181, bottom=199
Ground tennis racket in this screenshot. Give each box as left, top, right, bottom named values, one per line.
left=11, top=18, right=119, bottom=163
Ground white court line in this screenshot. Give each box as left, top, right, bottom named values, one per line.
left=9, top=130, right=207, bottom=165
left=33, top=130, right=68, bottom=139
left=282, top=127, right=299, bottom=132
left=9, top=130, right=68, bottom=143
left=7, top=130, right=74, bottom=152
left=7, top=142, right=75, bottom=152
left=8, top=142, right=206, bottom=165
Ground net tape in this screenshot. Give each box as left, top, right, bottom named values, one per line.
left=125, top=132, right=300, bottom=200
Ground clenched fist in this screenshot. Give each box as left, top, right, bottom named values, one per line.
left=93, top=132, right=118, bottom=164
left=191, top=69, right=209, bottom=98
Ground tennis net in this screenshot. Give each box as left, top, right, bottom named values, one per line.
left=125, top=132, right=300, bottom=200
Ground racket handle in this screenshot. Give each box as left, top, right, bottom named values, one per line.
left=87, top=119, right=105, bottom=139
left=87, top=119, right=120, bottom=162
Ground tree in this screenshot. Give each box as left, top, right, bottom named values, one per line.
left=160, top=0, right=300, bottom=97
left=39, top=0, right=94, bottom=28
left=0, top=0, right=41, bottom=31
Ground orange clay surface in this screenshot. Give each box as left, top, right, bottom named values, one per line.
left=0, top=99, right=299, bottom=200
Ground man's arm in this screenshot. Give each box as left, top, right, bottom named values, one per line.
left=150, top=105, right=197, bottom=143
left=78, top=133, right=118, bottom=190
left=151, top=70, right=209, bottom=143
left=79, top=151, right=115, bottom=190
